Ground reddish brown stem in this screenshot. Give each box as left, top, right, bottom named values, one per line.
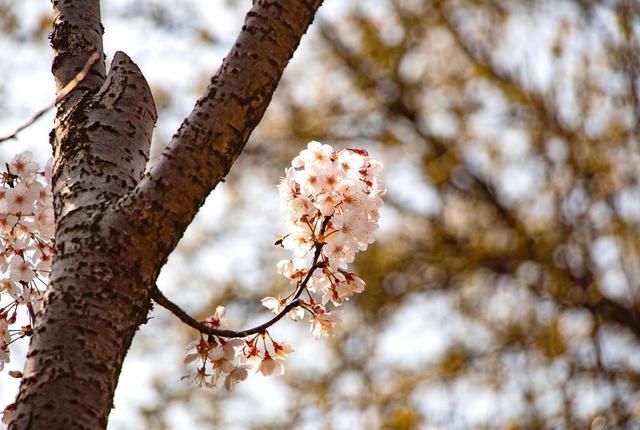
left=153, top=217, right=330, bottom=338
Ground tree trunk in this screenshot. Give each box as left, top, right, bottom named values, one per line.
left=10, top=1, right=323, bottom=428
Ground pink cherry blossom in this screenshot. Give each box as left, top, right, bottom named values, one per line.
left=323, top=235, right=357, bottom=270
left=182, top=141, right=383, bottom=390
left=184, top=338, right=211, bottom=364
left=0, top=154, right=55, bottom=388
left=181, top=366, right=211, bottom=388
left=261, top=296, right=285, bottom=313
left=5, top=182, right=38, bottom=215
left=298, top=141, right=334, bottom=170
left=0, top=319, right=10, bottom=346
left=205, top=306, right=227, bottom=328
left=310, top=308, right=341, bottom=337
left=262, top=295, right=305, bottom=321
left=8, top=151, right=38, bottom=182
left=224, top=365, right=250, bottom=391
left=276, top=258, right=307, bottom=282
left=282, top=227, right=315, bottom=257
left=272, top=341, right=295, bottom=358
left=336, top=149, right=365, bottom=177
left=9, top=255, right=35, bottom=283
left=257, top=352, right=285, bottom=376
left=0, top=343, right=9, bottom=372
left=0, top=279, right=21, bottom=300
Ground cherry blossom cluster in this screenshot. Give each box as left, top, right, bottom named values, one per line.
left=0, top=152, right=54, bottom=375
left=184, top=141, right=384, bottom=389
left=274, top=141, right=384, bottom=309
left=182, top=306, right=294, bottom=391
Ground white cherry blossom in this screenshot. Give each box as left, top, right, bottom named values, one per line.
left=257, top=352, right=285, bottom=376
left=336, top=149, right=365, bottom=178
left=0, top=319, right=10, bottom=346
left=183, top=141, right=383, bottom=390
left=0, top=279, right=21, bottom=300
left=272, top=341, right=295, bottom=358
left=297, top=141, right=334, bottom=170
left=5, top=182, right=38, bottom=215
left=261, top=296, right=285, bottom=313
left=323, top=235, right=357, bottom=270
left=0, top=153, right=55, bottom=383
left=276, top=258, right=308, bottom=282
left=8, top=151, right=38, bottom=182
left=0, top=347, right=9, bottom=373
left=310, top=308, right=341, bottom=337
left=224, top=365, right=250, bottom=391
left=9, top=255, right=35, bottom=283
left=205, top=306, right=226, bottom=328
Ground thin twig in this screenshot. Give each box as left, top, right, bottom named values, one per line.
left=151, top=261, right=322, bottom=338
left=0, top=51, right=100, bottom=143
left=153, top=217, right=330, bottom=338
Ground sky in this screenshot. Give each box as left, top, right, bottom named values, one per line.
left=0, top=1, right=405, bottom=428
left=1, top=1, right=639, bottom=429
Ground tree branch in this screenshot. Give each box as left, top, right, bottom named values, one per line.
left=13, top=2, right=323, bottom=429
left=53, top=51, right=157, bottom=217
left=0, top=51, right=100, bottom=144
left=50, top=0, right=105, bottom=105
left=153, top=218, right=329, bottom=338
left=115, top=0, right=324, bottom=272
left=152, top=263, right=319, bottom=338
left=13, top=5, right=156, bottom=429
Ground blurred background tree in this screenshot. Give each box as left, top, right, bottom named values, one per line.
left=1, top=0, right=639, bottom=428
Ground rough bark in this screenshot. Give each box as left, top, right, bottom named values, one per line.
left=11, top=0, right=323, bottom=428
left=117, top=0, right=324, bottom=262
